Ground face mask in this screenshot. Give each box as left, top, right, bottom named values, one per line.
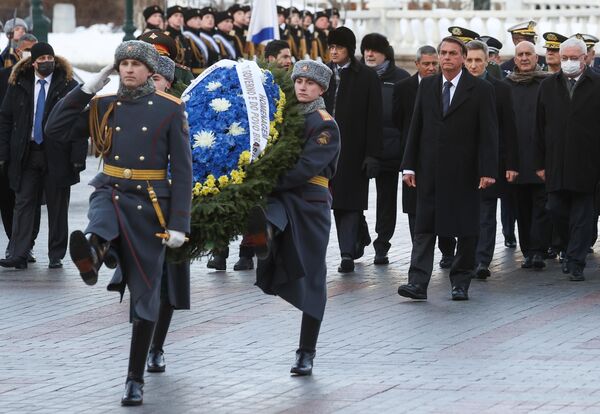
left=561, top=59, right=581, bottom=76
left=21, top=51, right=31, bottom=60
left=36, top=61, right=55, bottom=77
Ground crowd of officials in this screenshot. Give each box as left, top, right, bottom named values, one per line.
left=1, top=3, right=600, bottom=406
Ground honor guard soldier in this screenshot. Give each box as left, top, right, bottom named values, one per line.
left=214, top=11, right=242, bottom=60
left=229, top=4, right=255, bottom=58
left=287, top=7, right=308, bottom=60
left=544, top=32, right=568, bottom=73
left=250, top=59, right=340, bottom=376
left=164, top=5, right=193, bottom=68
left=477, top=35, right=505, bottom=78
left=197, top=7, right=221, bottom=65
left=448, top=26, right=479, bottom=43
left=311, top=11, right=330, bottom=62
left=326, top=8, right=341, bottom=29
left=137, top=29, right=194, bottom=85
left=182, top=8, right=214, bottom=75
left=572, top=33, right=600, bottom=71
left=142, top=5, right=164, bottom=33
left=277, top=6, right=291, bottom=41
left=501, top=20, right=546, bottom=75
left=44, top=40, right=192, bottom=406
left=1, top=18, right=28, bottom=69
left=301, top=10, right=314, bottom=56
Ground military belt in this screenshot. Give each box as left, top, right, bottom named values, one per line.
left=103, top=164, right=167, bottom=180
left=308, top=176, right=329, bottom=188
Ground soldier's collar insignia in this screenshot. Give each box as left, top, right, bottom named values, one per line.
left=149, top=33, right=158, bottom=39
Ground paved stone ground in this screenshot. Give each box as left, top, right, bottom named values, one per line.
left=2, top=163, right=600, bottom=414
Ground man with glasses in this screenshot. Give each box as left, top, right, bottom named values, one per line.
left=534, top=37, right=600, bottom=281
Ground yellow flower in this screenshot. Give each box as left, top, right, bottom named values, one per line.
left=230, top=169, right=246, bottom=184
left=238, top=150, right=251, bottom=167
left=218, top=175, right=229, bottom=187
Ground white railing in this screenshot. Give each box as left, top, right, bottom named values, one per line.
left=344, top=8, right=600, bottom=56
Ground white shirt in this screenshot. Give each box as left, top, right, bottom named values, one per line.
left=403, top=71, right=463, bottom=176
left=31, top=72, right=52, bottom=140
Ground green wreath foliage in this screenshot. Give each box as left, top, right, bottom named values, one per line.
left=170, top=62, right=304, bottom=262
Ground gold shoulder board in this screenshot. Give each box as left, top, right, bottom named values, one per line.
left=317, top=109, right=333, bottom=121
left=156, top=90, right=183, bottom=105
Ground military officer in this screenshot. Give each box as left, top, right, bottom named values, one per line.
left=447, top=26, right=479, bottom=44
left=250, top=60, right=340, bottom=376
left=501, top=20, right=546, bottom=76
left=137, top=29, right=194, bottom=85
left=164, top=5, right=193, bottom=68
left=478, top=35, right=505, bottom=78
left=572, top=33, right=600, bottom=71
left=544, top=32, right=568, bottom=73
left=44, top=41, right=192, bottom=406
left=142, top=5, right=164, bottom=33
left=311, top=11, right=330, bottom=62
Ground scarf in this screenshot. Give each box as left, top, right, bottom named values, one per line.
left=117, top=77, right=156, bottom=101
left=298, top=97, right=326, bottom=115
left=507, top=65, right=551, bottom=84
left=374, top=60, right=390, bottom=77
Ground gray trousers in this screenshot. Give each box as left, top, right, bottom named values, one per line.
left=408, top=233, right=476, bottom=288
left=9, top=149, right=70, bottom=261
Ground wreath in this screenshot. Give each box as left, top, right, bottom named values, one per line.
left=170, top=60, right=304, bottom=262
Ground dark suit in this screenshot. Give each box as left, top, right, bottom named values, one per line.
left=401, top=68, right=498, bottom=288
left=534, top=68, right=600, bottom=269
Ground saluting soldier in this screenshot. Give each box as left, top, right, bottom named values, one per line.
left=249, top=59, right=340, bottom=376
left=142, top=5, right=164, bottom=33
left=138, top=29, right=194, bottom=86
left=164, top=5, right=193, bottom=68
left=311, top=11, right=330, bottom=62
left=501, top=20, right=546, bottom=76
left=44, top=41, right=192, bottom=406
left=214, top=11, right=242, bottom=60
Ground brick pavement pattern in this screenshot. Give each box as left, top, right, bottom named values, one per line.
left=1, top=164, right=600, bottom=413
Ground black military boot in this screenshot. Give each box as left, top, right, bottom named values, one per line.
left=233, top=256, right=254, bottom=271
left=147, top=302, right=174, bottom=373
left=246, top=205, right=273, bottom=260
left=291, top=313, right=320, bottom=376
left=122, top=318, right=155, bottom=406
left=69, top=231, right=110, bottom=285
left=290, top=349, right=316, bottom=376
left=207, top=252, right=227, bottom=271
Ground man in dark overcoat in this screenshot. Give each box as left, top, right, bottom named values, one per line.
left=465, top=40, right=519, bottom=279
left=44, top=41, right=192, bottom=405
left=252, top=60, right=340, bottom=376
left=398, top=36, right=498, bottom=301
left=0, top=42, right=80, bottom=270
left=324, top=27, right=383, bottom=273
left=504, top=41, right=552, bottom=270
left=361, top=33, right=409, bottom=265
left=534, top=37, right=600, bottom=281
left=393, top=45, right=457, bottom=266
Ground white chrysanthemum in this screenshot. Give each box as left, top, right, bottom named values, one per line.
left=193, top=130, right=215, bottom=148
left=206, top=81, right=222, bottom=92
left=210, top=98, right=231, bottom=112
left=227, top=122, right=246, bottom=136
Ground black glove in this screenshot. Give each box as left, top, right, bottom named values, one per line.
left=0, top=161, right=7, bottom=177
left=72, top=162, right=85, bottom=174
left=363, top=156, right=381, bottom=179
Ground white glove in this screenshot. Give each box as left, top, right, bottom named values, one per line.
left=81, top=64, right=114, bottom=94
left=163, top=229, right=186, bottom=249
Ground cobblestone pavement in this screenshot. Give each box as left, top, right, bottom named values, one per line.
left=1, top=164, right=600, bottom=414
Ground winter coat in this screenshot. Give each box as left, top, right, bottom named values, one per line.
left=401, top=69, right=499, bottom=237
left=0, top=56, right=81, bottom=191
left=325, top=58, right=383, bottom=210
left=534, top=68, right=600, bottom=193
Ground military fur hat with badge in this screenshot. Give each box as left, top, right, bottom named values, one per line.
left=292, top=59, right=333, bottom=91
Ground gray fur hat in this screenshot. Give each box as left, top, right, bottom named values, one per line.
left=156, top=56, right=175, bottom=83
left=4, top=18, right=28, bottom=34
left=114, top=40, right=159, bottom=72
left=291, top=60, right=333, bottom=91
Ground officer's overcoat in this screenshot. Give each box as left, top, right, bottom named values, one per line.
left=46, top=86, right=192, bottom=321
left=256, top=108, right=340, bottom=321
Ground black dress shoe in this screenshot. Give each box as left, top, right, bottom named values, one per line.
left=0, top=257, right=27, bottom=269
left=475, top=264, right=491, bottom=280
left=544, top=247, right=558, bottom=260
left=26, top=250, right=36, bottom=263
left=290, top=349, right=315, bottom=376
left=69, top=230, right=99, bottom=285
left=121, top=379, right=144, bottom=406
left=233, top=257, right=254, bottom=271
left=147, top=348, right=166, bottom=373
left=569, top=266, right=585, bottom=281
left=373, top=253, right=389, bottom=265
left=521, top=256, right=533, bottom=269
left=48, top=259, right=63, bottom=269
left=397, top=283, right=428, bottom=300
left=246, top=205, right=273, bottom=260
left=532, top=254, right=546, bottom=269
left=504, top=237, right=517, bottom=248
left=562, top=259, right=570, bottom=274
left=439, top=255, right=454, bottom=269
left=207, top=254, right=226, bottom=270
left=451, top=286, right=469, bottom=301
left=338, top=255, right=354, bottom=273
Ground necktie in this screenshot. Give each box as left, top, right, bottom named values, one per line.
left=33, top=79, right=46, bottom=144
left=568, top=78, right=576, bottom=96
left=442, top=80, right=452, bottom=115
